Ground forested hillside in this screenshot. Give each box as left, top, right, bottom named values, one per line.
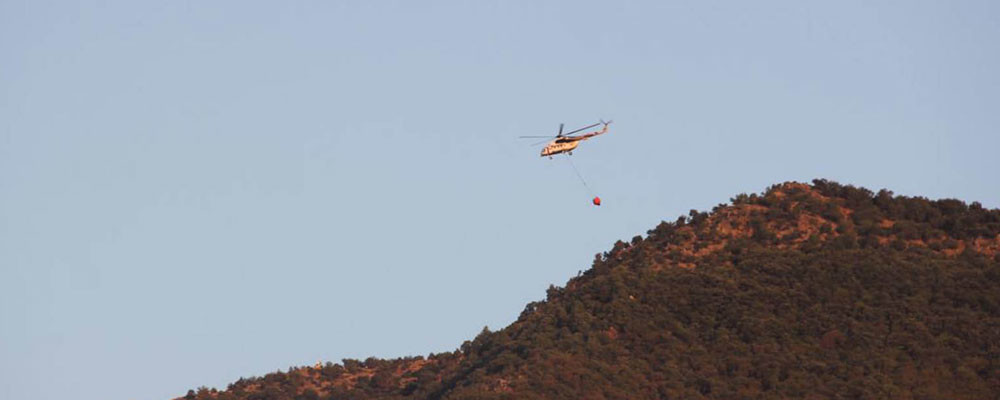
left=180, top=180, right=1000, bottom=399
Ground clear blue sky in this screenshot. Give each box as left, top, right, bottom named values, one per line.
left=2, top=1, right=998, bottom=399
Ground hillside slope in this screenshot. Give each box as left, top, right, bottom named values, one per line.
left=180, top=180, right=1000, bottom=399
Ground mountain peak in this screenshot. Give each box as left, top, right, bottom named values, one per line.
left=627, top=179, right=1000, bottom=270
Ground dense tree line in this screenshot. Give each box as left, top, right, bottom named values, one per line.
left=181, top=180, right=1000, bottom=399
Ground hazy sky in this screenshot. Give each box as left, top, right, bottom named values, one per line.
left=2, top=1, right=998, bottom=399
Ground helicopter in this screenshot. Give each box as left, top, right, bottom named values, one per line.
left=520, top=120, right=612, bottom=158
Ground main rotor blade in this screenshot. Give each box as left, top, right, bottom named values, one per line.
left=558, top=123, right=564, bottom=137
left=563, top=122, right=601, bottom=136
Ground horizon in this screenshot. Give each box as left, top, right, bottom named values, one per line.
left=2, top=2, right=999, bottom=399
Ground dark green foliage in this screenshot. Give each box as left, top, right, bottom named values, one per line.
left=809, top=179, right=1000, bottom=240
left=181, top=181, right=1000, bottom=400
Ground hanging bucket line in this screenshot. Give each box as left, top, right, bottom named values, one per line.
left=566, top=156, right=595, bottom=197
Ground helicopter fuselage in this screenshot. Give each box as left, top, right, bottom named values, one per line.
left=534, top=121, right=611, bottom=157
left=540, top=139, right=580, bottom=157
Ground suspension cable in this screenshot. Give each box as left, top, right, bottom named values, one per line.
left=566, top=156, right=594, bottom=197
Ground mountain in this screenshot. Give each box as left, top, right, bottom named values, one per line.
left=179, top=180, right=1000, bottom=399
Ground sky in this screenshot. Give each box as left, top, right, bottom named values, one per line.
left=1, top=1, right=998, bottom=399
